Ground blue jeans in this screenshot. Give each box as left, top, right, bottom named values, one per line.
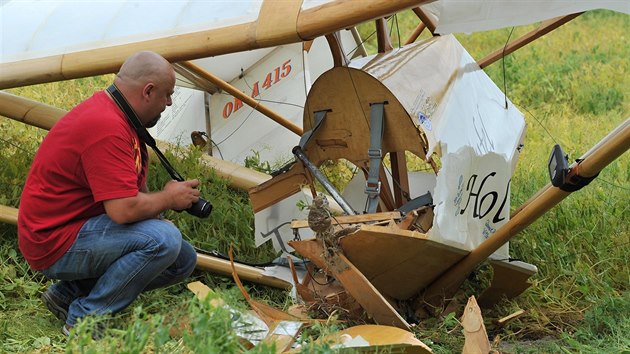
left=41, top=214, right=197, bottom=326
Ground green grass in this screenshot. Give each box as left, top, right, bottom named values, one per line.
left=1, top=9, right=629, bottom=354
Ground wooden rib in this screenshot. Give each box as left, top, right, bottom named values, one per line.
left=178, top=61, right=303, bottom=136
left=396, top=210, right=417, bottom=230
left=376, top=18, right=394, bottom=53
left=390, top=151, right=409, bottom=207
left=477, top=260, right=535, bottom=308
left=404, top=22, right=427, bottom=45
left=228, top=246, right=300, bottom=325
left=412, top=7, right=437, bottom=35
left=0, top=0, right=432, bottom=89
left=378, top=164, right=396, bottom=211
left=290, top=211, right=401, bottom=229
left=478, top=13, right=582, bottom=69
left=325, top=32, right=347, bottom=68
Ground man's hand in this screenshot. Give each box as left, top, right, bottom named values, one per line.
left=164, top=179, right=201, bottom=211
left=104, top=179, right=202, bottom=224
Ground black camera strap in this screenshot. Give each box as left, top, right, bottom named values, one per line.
left=106, top=84, right=184, bottom=182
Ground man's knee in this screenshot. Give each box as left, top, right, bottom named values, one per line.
left=140, top=220, right=182, bottom=261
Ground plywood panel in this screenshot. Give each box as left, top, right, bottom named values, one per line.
left=340, top=225, right=468, bottom=300
left=477, top=260, right=537, bottom=308
left=303, top=67, right=428, bottom=167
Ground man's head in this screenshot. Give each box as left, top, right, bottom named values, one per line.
left=113, top=51, right=175, bottom=128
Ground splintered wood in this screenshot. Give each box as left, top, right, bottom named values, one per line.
left=461, top=296, right=490, bottom=354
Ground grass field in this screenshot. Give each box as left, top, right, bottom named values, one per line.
left=1, top=9, right=628, bottom=354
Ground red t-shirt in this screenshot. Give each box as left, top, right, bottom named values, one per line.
left=18, top=91, right=148, bottom=270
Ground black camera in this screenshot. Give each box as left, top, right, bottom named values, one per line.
left=186, top=197, right=213, bottom=218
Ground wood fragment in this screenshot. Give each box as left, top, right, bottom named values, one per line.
left=496, top=309, right=526, bottom=327
left=285, top=324, right=432, bottom=354
left=186, top=281, right=225, bottom=307
left=260, top=320, right=303, bottom=354
left=397, top=210, right=418, bottom=230
left=461, top=296, right=490, bottom=354
left=228, top=246, right=304, bottom=326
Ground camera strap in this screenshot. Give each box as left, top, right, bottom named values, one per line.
left=106, top=84, right=184, bottom=182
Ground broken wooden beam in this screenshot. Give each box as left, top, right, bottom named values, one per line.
left=290, top=211, right=401, bottom=229
left=290, top=239, right=411, bottom=330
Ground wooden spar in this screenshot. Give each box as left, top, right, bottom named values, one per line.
left=178, top=61, right=303, bottom=136
left=0, top=92, right=271, bottom=191
left=404, top=22, right=427, bottom=45
left=376, top=18, right=394, bottom=53
left=198, top=252, right=291, bottom=290
left=420, top=118, right=630, bottom=309
left=412, top=7, right=437, bottom=35
left=298, top=0, right=431, bottom=40
left=0, top=205, right=18, bottom=225
left=0, top=203, right=288, bottom=289
left=477, top=13, right=582, bottom=69
left=0, top=0, right=432, bottom=89
left=512, top=117, right=630, bottom=218
left=0, top=91, right=66, bottom=130
left=390, top=151, right=410, bottom=207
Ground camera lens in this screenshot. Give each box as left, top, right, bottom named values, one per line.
left=187, top=198, right=212, bottom=218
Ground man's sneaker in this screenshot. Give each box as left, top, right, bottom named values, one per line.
left=62, top=322, right=105, bottom=340
left=62, top=324, right=72, bottom=336
left=41, top=289, right=69, bottom=322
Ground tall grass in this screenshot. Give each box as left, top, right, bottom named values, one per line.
left=0, top=9, right=628, bottom=353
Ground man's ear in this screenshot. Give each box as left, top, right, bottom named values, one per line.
left=142, top=83, right=154, bottom=101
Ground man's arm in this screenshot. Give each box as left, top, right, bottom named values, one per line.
left=103, top=179, right=200, bottom=224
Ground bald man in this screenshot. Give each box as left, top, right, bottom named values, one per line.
left=18, top=51, right=198, bottom=337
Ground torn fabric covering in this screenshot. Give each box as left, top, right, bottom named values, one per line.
left=354, top=35, right=524, bottom=258
left=431, top=0, right=630, bottom=34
